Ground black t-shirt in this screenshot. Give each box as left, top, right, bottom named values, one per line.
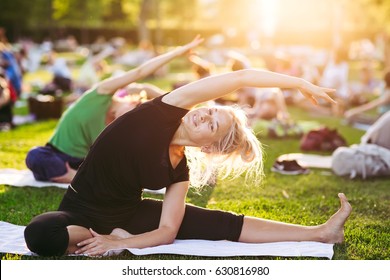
left=69, top=94, right=189, bottom=211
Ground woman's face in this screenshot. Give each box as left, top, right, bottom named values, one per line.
left=182, top=107, right=233, bottom=147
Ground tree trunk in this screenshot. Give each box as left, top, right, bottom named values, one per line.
left=138, top=0, right=153, bottom=44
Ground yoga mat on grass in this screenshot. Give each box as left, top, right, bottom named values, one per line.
left=0, top=169, right=68, bottom=189
left=0, top=169, right=165, bottom=195
left=0, top=221, right=334, bottom=259
left=277, top=153, right=332, bottom=169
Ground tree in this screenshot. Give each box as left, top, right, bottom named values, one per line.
left=0, top=0, right=35, bottom=40
left=138, top=0, right=153, bottom=44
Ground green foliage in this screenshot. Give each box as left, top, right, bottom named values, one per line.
left=344, top=0, right=390, bottom=33
left=0, top=0, right=200, bottom=33
left=2, top=0, right=387, bottom=40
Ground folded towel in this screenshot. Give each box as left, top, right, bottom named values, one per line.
left=0, top=221, right=334, bottom=259
left=0, top=169, right=164, bottom=194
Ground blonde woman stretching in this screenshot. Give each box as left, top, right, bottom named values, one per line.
left=24, top=36, right=351, bottom=256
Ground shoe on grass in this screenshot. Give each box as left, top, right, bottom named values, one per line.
left=271, top=159, right=310, bottom=175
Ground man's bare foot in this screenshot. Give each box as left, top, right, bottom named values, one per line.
left=320, top=193, right=352, bottom=244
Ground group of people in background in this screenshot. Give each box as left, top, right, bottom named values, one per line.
left=0, top=28, right=23, bottom=131
left=0, top=29, right=389, bottom=257
left=1, top=29, right=389, bottom=130
left=1, top=29, right=389, bottom=170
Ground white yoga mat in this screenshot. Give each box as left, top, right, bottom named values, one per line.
left=0, top=169, right=68, bottom=189
left=0, top=221, right=334, bottom=259
left=277, top=153, right=332, bottom=169
left=0, top=169, right=165, bottom=195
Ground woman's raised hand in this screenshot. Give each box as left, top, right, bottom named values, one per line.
left=177, top=34, right=204, bottom=55
left=298, top=80, right=336, bottom=105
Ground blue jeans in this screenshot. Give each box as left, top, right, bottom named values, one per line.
left=25, top=144, right=83, bottom=181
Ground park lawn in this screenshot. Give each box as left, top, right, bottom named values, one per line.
left=0, top=104, right=389, bottom=260
left=0, top=58, right=389, bottom=260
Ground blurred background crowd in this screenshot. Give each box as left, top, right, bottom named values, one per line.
left=1, top=0, right=390, bottom=132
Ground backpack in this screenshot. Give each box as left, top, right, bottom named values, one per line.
left=300, top=126, right=347, bottom=152
left=331, top=144, right=390, bottom=179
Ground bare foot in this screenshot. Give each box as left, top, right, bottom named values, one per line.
left=320, top=193, right=352, bottom=243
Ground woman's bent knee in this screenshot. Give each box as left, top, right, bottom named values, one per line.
left=24, top=212, right=70, bottom=256
left=25, top=146, right=67, bottom=181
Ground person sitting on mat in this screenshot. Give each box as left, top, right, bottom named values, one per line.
left=24, top=35, right=351, bottom=257
left=344, top=70, right=390, bottom=125
left=25, top=37, right=201, bottom=184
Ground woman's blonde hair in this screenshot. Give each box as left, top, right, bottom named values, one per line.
left=185, top=105, right=264, bottom=188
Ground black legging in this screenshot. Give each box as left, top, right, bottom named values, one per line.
left=24, top=197, right=244, bottom=256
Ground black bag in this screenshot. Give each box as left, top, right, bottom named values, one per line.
left=28, top=95, right=63, bottom=119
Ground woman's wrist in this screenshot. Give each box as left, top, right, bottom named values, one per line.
left=296, top=77, right=306, bottom=90
left=175, top=45, right=189, bottom=56
left=115, top=238, right=129, bottom=250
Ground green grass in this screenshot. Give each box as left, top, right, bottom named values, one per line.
left=0, top=63, right=389, bottom=261
left=1, top=107, right=389, bottom=260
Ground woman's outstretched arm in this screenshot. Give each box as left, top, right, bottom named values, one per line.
left=163, top=69, right=336, bottom=109
left=96, top=35, right=204, bottom=95
left=74, top=181, right=189, bottom=256
left=345, top=92, right=390, bottom=119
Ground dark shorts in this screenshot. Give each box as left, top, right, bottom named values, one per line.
left=25, top=144, right=83, bottom=181
left=24, top=191, right=244, bottom=256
